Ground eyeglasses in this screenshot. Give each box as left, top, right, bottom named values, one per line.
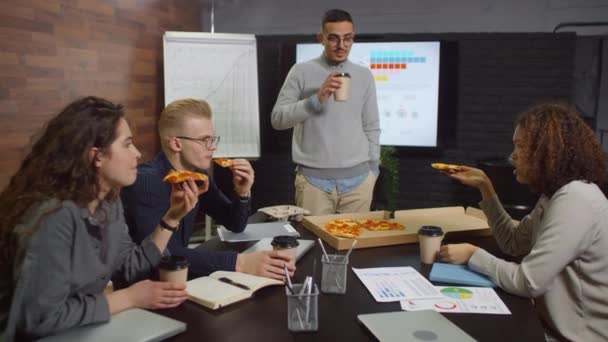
left=175, top=135, right=220, bottom=149
left=325, top=34, right=354, bottom=47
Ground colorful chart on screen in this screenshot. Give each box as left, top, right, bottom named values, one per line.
left=297, top=42, right=440, bottom=147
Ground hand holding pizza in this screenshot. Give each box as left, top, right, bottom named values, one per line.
left=444, top=165, right=490, bottom=189
left=162, top=170, right=208, bottom=222
left=230, top=159, right=254, bottom=198
left=165, top=179, right=200, bottom=222
left=441, top=165, right=498, bottom=200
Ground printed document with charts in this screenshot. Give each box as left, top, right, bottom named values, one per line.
left=187, top=271, right=283, bottom=310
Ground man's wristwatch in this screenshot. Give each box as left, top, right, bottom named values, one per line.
left=159, top=219, right=179, bottom=233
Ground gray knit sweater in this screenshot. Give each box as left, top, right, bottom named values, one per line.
left=469, top=180, right=608, bottom=341
left=271, top=55, right=380, bottom=179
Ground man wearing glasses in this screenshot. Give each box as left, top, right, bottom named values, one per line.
left=122, top=99, right=296, bottom=280
left=272, top=9, right=380, bottom=215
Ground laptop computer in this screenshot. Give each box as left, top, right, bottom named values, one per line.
left=358, top=310, right=476, bottom=342
left=38, top=308, right=186, bottom=342
left=243, top=238, right=315, bottom=262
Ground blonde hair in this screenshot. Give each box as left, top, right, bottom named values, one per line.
left=159, top=98, right=212, bottom=149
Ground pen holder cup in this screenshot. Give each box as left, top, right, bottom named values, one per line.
left=286, top=283, right=319, bottom=332
left=321, top=254, right=348, bottom=294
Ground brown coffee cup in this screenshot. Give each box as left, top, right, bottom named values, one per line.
left=334, top=72, right=351, bottom=102
left=158, top=256, right=190, bottom=284
left=418, top=226, right=444, bottom=264
left=271, top=235, right=299, bottom=260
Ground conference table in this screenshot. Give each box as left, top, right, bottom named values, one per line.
left=160, top=222, right=546, bottom=341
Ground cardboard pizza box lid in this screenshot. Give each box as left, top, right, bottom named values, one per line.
left=393, top=206, right=491, bottom=238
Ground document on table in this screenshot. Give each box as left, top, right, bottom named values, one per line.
left=400, top=286, right=511, bottom=315
left=352, top=267, right=441, bottom=302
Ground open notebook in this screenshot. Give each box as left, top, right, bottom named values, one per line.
left=187, top=271, right=283, bottom=310
left=38, top=308, right=186, bottom=342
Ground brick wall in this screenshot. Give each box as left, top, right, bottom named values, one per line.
left=0, top=0, right=202, bottom=188
left=249, top=33, right=575, bottom=212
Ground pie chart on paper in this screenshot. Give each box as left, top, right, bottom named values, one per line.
left=433, top=300, right=457, bottom=310
left=440, top=287, right=473, bottom=300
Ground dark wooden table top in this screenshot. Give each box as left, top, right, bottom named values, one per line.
left=160, top=223, right=545, bottom=341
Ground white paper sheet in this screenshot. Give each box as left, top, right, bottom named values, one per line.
left=352, top=267, right=441, bottom=302
left=400, top=286, right=511, bottom=315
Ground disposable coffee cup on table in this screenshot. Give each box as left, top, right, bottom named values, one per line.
left=418, top=226, right=444, bottom=264
left=158, top=256, right=190, bottom=284
left=271, top=235, right=299, bottom=260
left=334, top=72, right=351, bottom=102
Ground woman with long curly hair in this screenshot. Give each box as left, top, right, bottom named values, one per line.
left=0, top=97, right=202, bottom=340
left=438, top=103, right=608, bottom=341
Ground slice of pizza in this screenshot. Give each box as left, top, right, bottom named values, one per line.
left=324, top=219, right=362, bottom=239
left=214, top=158, right=233, bottom=167
left=431, top=163, right=463, bottom=172
left=356, top=219, right=404, bottom=231
left=163, top=169, right=208, bottom=188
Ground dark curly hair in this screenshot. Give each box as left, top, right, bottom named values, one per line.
left=516, top=102, right=607, bottom=196
left=0, top=96, right=124, bottom=277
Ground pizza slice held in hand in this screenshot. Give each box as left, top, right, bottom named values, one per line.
left=163, top=169, right=208, bottom=189
left=431, top=163, right=463, bottom=172
left=214, top=158, right=233, bottom=168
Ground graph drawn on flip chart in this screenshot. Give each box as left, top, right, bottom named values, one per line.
left=164, top=32, right=260, bottom=158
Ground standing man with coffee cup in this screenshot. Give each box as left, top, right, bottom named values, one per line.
left=272, top=9, right=380, bottom=216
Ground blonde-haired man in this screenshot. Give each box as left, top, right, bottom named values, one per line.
left=122, top=99, right=295, bottom=280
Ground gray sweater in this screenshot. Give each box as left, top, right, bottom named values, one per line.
left=271, top=55, right=380, bottom=179
left=469, top=180, right=608, bottom=341
left=0, top=199, right=162, bottom=340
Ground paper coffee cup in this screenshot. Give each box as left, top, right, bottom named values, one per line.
left=334, top=72, right=351, bottom=102
left=271, top=235, right=299, bottom=260
left=418, top=226, right=444, bottom=264
left=158, top=256, right=190, bottom=284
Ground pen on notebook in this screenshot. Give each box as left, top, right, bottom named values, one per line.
left=218, top=277, right=250, bottom=291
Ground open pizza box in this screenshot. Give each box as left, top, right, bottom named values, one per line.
left=393, top=206, right=492, bottom=239
left=302, top=211, right=419, bottom=250
left=302, top=207, right=492, bottom=250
